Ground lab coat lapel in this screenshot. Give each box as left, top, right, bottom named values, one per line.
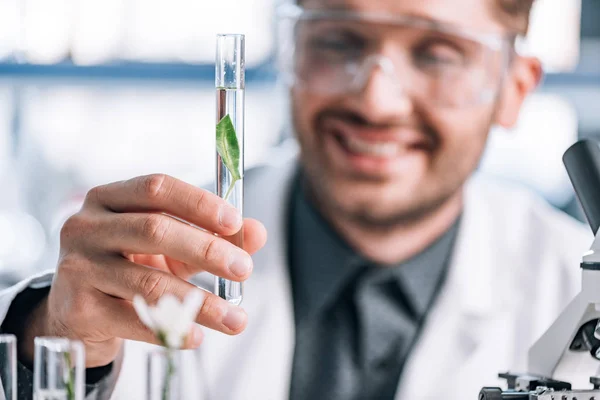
left=394, top=177, right=498, bottom=400
left=200, top=161, right=298, bottom=400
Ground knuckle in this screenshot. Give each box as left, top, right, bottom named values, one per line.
left=139, top=174, right=169, bottom=201
left=199, top=295, right=225, bottom=321
left=199, top=237, right=223, bottom=265
left=140, top=214, right=170, bottom=246
left=193, top=189, right=209, bottom=216
left=139, top=271, right=169, bottom=304
left=84, top=185, right=103, bottom=205
left=59, top=213, right=88, bottom=245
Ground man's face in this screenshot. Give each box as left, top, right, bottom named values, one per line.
left=292, top=0, right=535, bottom=226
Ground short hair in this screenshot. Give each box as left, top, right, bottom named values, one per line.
left=295, top=0, right=537, bottom=36
left=492, top=0, right=536, bottom=35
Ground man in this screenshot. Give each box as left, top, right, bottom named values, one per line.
left=0, top=0, right=592, bottom=399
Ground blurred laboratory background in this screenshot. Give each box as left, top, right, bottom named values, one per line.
left=0, top=0, right=598, bottom=287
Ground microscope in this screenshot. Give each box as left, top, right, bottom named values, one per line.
left=479, top=139, right=600, bottom=399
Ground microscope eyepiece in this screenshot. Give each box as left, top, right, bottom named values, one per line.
left=563, top=139, right=600, bottom=235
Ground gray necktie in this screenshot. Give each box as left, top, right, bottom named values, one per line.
left=291, top=266, right=419, bottom=400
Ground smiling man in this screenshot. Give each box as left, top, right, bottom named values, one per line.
left=0, top=0, right=592, bottom=399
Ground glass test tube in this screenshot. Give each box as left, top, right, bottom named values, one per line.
left=147, top=350, right=183, bottom=400
left=0, top=334, right=16, bottom=400
left=215, top=34, right=245, bottom=306
left=33, top=337, right=85, bottom=400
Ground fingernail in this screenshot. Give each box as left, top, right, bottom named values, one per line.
left=223, top=307, right=247, bottom=331
left=228, top=252, right=252, bottom=278
left=189, top=325, right=203, bottom=347
left=219, top=207, right=242, bottom=230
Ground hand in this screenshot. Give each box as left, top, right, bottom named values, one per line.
left=22, top=174, right=267, bottom=367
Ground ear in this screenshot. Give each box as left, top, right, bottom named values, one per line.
left=494, top=56, right=543, bottom=128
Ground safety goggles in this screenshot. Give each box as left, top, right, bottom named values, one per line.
left=276, top=4, right=517, bottom=108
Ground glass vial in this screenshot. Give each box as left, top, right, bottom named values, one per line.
left=147, top=350, right=184, bottom=400
left=0, top=334, right=16, bottom=400
left=215, top=33, right=245, bottom=306
left=33, top=337, right=84, bottom=400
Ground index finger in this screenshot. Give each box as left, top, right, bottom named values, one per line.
left=88, top=174, right=242, bottom=236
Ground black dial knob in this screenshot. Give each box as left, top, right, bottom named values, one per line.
left=478, top=387, right=503, bottom=400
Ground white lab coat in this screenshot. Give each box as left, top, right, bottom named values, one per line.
left=0, top=159, right=593, bottom=400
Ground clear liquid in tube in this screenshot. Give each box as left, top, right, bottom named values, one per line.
left=216, top=87, right=244, bottom=305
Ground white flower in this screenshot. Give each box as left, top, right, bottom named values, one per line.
left=133, top=290, right=205, bottom=349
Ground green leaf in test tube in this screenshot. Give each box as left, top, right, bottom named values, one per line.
left=216, top=114, right=241, bottom=201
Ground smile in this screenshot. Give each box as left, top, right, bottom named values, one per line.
left=340, top=135, right=405, bottom=158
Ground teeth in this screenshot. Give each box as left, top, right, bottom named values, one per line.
left=344, top=136, right=399, bottom=157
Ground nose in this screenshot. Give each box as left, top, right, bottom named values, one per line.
left=350, top=55, right=414, bottom=121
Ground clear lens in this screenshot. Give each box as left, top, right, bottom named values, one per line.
left=278, top=9, right=511, bottom=107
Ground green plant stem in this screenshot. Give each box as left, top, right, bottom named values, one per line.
left=162, top=350, right=175, bottom=400
left=223, top=178, right=239, bottom=202
left=64, top=352, right=75, bottom=400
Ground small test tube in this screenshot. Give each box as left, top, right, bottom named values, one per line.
left=147, top=350, right=183, bottom=400
left=0, top=334, right=16, bottom=400
left=215, top=34, right=245, bottom=305
left=33, top=337, right=85, bottom=400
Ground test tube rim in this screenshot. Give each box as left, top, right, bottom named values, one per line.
left=34, top=336, right=84, bottom=353
left=0, top=333, right=16, bottom=344
left=216, top=33, right=245, bottom=39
